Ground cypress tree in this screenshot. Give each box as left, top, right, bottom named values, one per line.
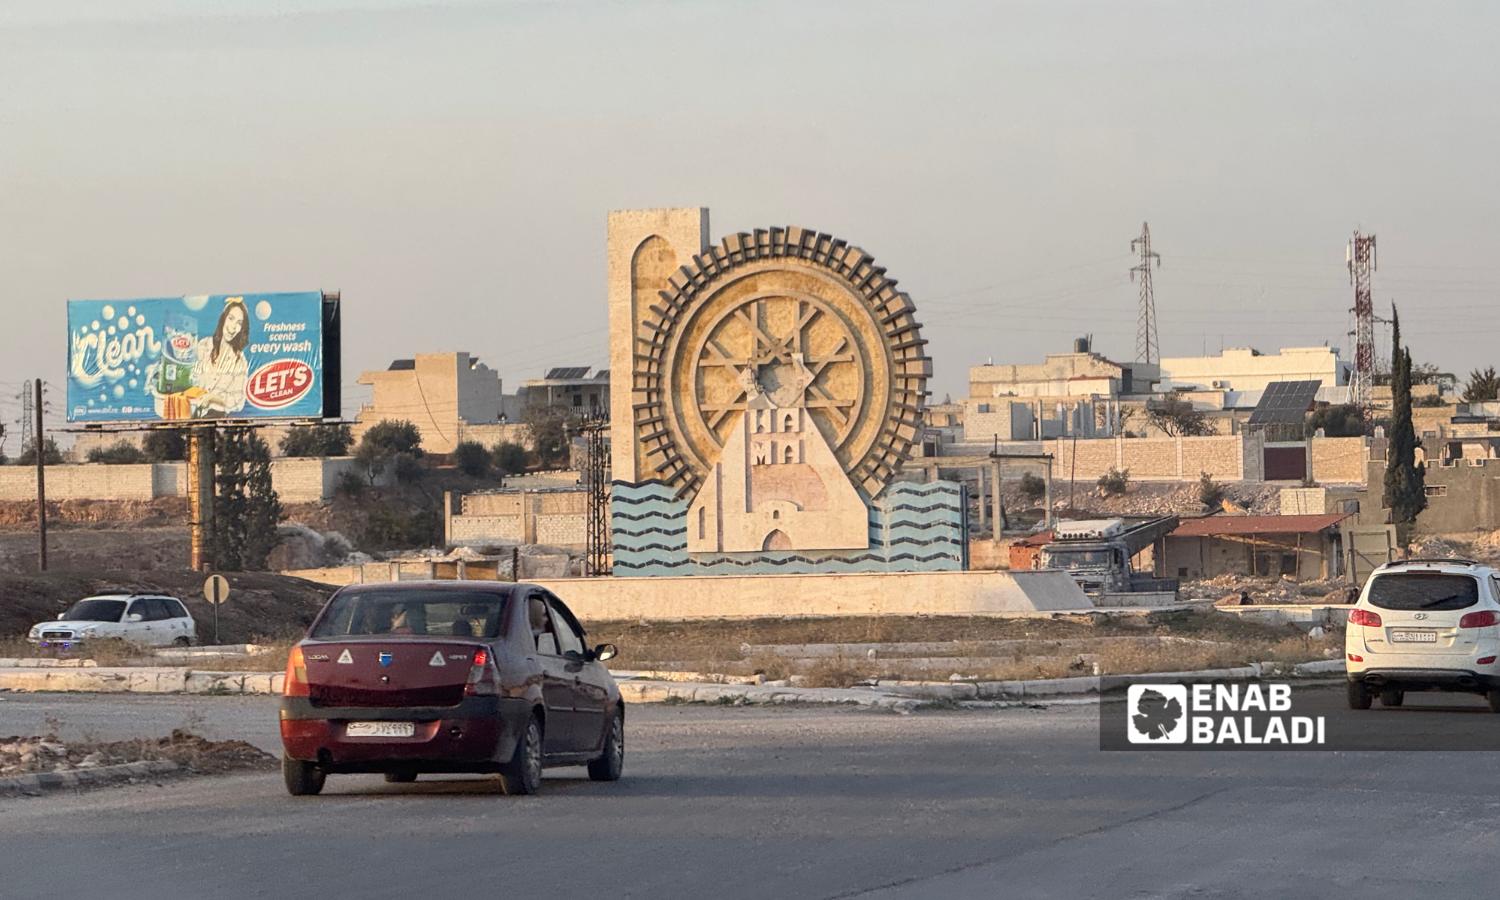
left=243, top=432, right=283, bottom=570
left=1383, top=306, right=1426, bottom=547
left=211, top=428, right=248, bottom=570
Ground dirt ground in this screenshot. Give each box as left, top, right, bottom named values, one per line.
left=0, top=526, right=189, bottom=575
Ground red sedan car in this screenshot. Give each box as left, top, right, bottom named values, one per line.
left=279, top=581, right=623, bottom=796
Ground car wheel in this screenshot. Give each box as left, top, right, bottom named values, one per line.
left=384, top=770, right=417, bottom=784
left=1380, top=688, right=1404, bottom=708
left=499, top=715, right=543, bottom=796
left=1488, top=690, right=1500, bottom=713
left=587, top=709, right=625, bottom=782
left=1347, top=680, right=1373, bottom=710
left=172, top=636, right=191, bottom=647
left=282, top=755, right=325, bottom=796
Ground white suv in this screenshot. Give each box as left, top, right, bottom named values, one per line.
left=1345, top=558, right=1500, bottom=711
left=29, top=594, right=197, bottom=650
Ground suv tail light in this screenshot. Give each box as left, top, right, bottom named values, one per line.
left=1459, top=610, right=1500, bottom=629
left=283, top=645, right=309, bottom=697
left=464, top=648, right=498, bottom=697
left=1349, top=609, right=1383, bottom=627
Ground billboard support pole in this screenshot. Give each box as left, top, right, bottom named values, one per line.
left=35, top=379, right=46, bottom=573
left=188, top=429, right=215, bottom=572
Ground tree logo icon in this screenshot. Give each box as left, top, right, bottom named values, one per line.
left=1127, top=684, right=1188, bottom=744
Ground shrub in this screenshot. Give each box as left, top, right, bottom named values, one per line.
left=493, top=441, right=529, bottom=476
left=355, top=420, right=423, bottom=482
left=280, top=424, right=353, bottom=458
left=1097, top=467, right=1130, bottom=497
left=453, top=440, right=491, bottom=478
left=1198, top=471, right=1225, bottom=509
left=359, top=505, right=440, bottom=550
left=86, top=441, right=147, bottom=464
left=1019, top=472, right=1047, bottom=504
left=16, top=438, right=63, bottom=466
left=334, top=469, right=366, bottom=498
left=142, top=429, right=187, bottom=461
left=392, top=452, right=425, bottom=484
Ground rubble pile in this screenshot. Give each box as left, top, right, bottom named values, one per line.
left=1189, top=574, right=1352, bottom=605
left=0, top=730, right=272, bottom=777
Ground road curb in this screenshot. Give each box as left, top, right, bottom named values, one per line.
left=0, top=760, right=179, bottom=796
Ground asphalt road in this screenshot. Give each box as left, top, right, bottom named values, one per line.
left=3, top=688, right=1500, bottom=900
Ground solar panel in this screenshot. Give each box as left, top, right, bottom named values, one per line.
left=544, top=366, right=590, bottom=380
left=1248, top=379, right=1322, bottom=425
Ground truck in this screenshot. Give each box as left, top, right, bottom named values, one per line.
left=1038, top=516, right=1180, bottom=602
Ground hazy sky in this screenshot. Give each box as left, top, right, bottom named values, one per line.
left=4, top=0, right=1498, bottom=438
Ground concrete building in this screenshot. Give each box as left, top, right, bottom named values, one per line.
left=522, top=367, right=610, bottom=416
left=1162, top=513, right=1351, bottom=580
left=1157, top=347, right=1348, bottom=402
left=355, top=352, right=520, bottom=455
left=964, top=339, right=1147, bottom=442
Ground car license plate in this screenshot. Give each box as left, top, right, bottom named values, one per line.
left=345, top=721, right=415, bottom=738
left=1390, top=630, right=1438, bottom=643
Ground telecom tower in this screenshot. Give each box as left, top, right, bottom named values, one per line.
left=1131, top=223, right=1162, bottom=366
left=17, top=380, right=34, bottom=455
left=1347, top=231, right=1377, bottom=406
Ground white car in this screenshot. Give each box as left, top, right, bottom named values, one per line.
left=1345, top=558, right=1500, bottom=711
left=29, top=594, right=197, bottom=650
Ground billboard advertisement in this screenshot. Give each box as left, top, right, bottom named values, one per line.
left=67, top=292, right=333, bottom=424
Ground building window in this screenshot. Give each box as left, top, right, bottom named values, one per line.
left=1425, top=485, right=1448, bottom=497
left=571, top=393, right=582, bottom=408
left=978, top=403, right=992, bottom=414
left=783, top=413, right=794, bottom=431
left=783, top=445, right=794, bottom=464
left=697, top=507, right=706, bottom=539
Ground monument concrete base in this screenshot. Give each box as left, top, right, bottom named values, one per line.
left=531, top=569, right=1094, bottom=621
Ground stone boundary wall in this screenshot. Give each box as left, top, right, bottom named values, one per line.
left=0, top=457, right=368, bottom=504
left=1308, top=436, right=1368, bottom=485
left=446, top=488, right=590, bottom=549
left=1041, top=434, right=1258, bottom=482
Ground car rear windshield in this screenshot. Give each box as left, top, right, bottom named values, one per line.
left=1367, top=573, right=1481, bottom=611
left=63, top=598, right=127, bottom=622
left=311, top=590, right=510, bottom=639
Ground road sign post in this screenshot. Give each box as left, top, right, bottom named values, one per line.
left=203, top=574, right=230, bottom=645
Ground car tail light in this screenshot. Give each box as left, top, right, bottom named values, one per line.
left=1459, top=610, right=1500, bottom=629
left=1477, top=656, right=1497, bottom=666
left=1347, top=653, right=1363, bottom=663
left=1348, top=609, right=1383, bottom=628
left=284, top=645, right=309, bottom=697
left=464, top=648, right=497, bottom=697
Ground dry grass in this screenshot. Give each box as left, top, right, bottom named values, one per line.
left=0, top=635, right=295, bottom=671
left=586, top=610, right=1341, bottom=683
left=800, top=656, right=876, bottom=688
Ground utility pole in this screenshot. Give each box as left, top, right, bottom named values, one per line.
left=1130, top=223, right=1162, bottom=366
left=1348, top=231, right=1377, bottom=407
left=34, top=379, right=46, bottom=572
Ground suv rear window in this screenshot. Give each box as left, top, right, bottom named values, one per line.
left=312, top=590, right=511, bottom=639
left=1367, top=573, right=1481, bottom=611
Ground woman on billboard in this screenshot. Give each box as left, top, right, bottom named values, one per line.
left=187, top=297, right=250, bottom=417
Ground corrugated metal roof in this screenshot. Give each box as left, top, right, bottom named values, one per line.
left=1170, top=513, right=1349, bottom=537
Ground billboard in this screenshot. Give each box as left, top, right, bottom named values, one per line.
left=67, top=291, right=337, bottom=424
